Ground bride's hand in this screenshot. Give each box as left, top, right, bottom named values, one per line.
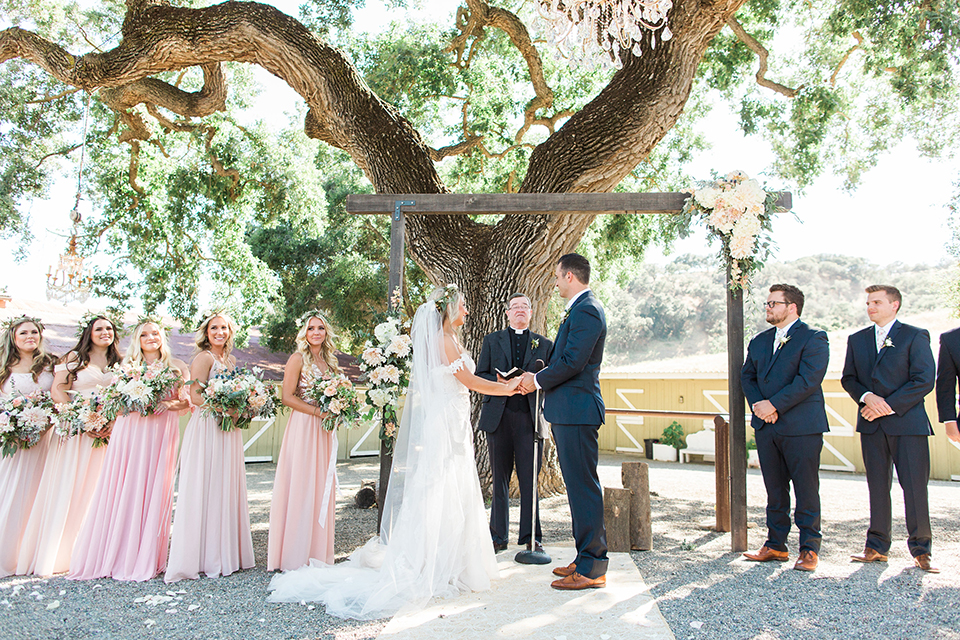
left=505, top=377, right=523, bottom=395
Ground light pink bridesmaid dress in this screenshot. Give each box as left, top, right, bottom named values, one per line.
left=165, top=359, right=254, bottom=582
left=0, top=371, right=54, bottom=577
left=267, top=365, right=337, bottom=571
left=68, top=390, right=181, bottom=582
left=16, top=364, right=113, bottom=576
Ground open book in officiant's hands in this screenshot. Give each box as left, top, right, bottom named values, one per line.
left=495, top=367, right=525, bottom=380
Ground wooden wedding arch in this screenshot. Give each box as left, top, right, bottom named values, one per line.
left=347, top=191, right=793, bottom=552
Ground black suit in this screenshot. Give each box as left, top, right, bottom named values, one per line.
left=741, top=320, right=829, bottom=554
left=476, top=328, right=553, bottom=546
left=935, top=327, right=960, bottom=423
left=841, top=320, right=936, bottom=557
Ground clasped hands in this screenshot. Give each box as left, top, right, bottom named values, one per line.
left=498, top=372, right=538, bottom=395
left=860, top=392, right=894, bottom=422
left=751, top=400, right=778, bottom=424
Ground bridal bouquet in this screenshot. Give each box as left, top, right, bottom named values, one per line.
left=55, top=392, right=111, bottom=448
left=358, top=290, right=413, bottom=454
left=200, top=367, right=281, bottom=432
left=0, top=390, right=58, bottom=457
left=302, top=371, right=365, bottom=432
left=102, top=360, right=182, bottom=419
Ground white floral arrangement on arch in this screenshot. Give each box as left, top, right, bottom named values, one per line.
left=358, top=289, right=412, bottom=455
left=682, top=170, right=783, bottom=289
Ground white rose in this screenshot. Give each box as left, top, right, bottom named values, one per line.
left=374, top=321, right=399, bottom=343
left=368, top=388, right=391, bottom=408
left=121, top=379, right=152, bottom=403
left=21, top=406, right=49, bottom=429
left=694, top=186, right=720, bottom=209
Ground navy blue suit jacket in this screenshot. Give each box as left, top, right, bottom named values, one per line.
left=537, top=290, right=606, bottom=426
left=840, top=320, right=935, bottom=436
left=935, top=326, right=960, bottom=423
left=741, top=320, right=830, bottom=435
left=475, top=328, right=553, bottom=437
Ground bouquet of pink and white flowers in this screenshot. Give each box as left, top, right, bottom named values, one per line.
left=0, top=390, right=57, bottom=457
left=200, top=367, right=281, bottom=432
left=358, top=298, right=412, bottom=454
left=302, top=371, right=365, bottom=432
left=55, top=392, right=111, bottom=448
left=102, top=360, right=183, bottom=419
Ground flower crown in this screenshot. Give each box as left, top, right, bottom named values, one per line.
left=433, top=284, right=459, bottom=316
left=195, top=308, right=230, bottom=332
left=76, top=310, right=126, bottom=339
left=298, top=308, right=327, bottom=327
left=134, top=314, right=169, bottom=332
left=4, top=314, right=44, bottom=335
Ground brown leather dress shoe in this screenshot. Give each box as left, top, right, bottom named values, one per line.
left=742, top=545, right=789, bottom=562
left=551, top=572, right=606, bottom=590
left=914, top=553, right=940, bottom=573
left=794, top=550, right=818, bottom=572
left=850, top=547, right=888, bottom=563
left=552, top=562, right=577, bottom=577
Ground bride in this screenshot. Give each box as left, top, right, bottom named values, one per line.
left=268, top=284, right=522, bottom=619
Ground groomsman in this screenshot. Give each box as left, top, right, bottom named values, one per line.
left=935, top=326, right=960, bottom=444
left=741, top=284, right=829, bottom=572
left=475, top=293, right=553, bottom=553
left=841, top=285, right=937, bottom=572
left=520, top=253, right=608, bottom=590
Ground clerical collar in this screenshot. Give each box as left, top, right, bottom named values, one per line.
left=511, top=327, right=528, bottom=335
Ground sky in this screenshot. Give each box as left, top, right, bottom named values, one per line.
left=2, top=0, right=958, bottom=308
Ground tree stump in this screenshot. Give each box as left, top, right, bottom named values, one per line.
left=603, top=487, right=632, bottom=553
left=622, top=461, right=652, bottom=550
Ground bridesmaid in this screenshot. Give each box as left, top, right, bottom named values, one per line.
left=165, top=311, right=255, bottom=582
left=0, top=316, right=57, bottom=577
left=69, top=319, right=189, bottom=581
left=268, top=311, right=340, bottom=571
left=17, top=314, right=120, bottom=576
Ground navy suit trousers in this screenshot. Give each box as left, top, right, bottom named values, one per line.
left=755, top=428, right=823, bottom=553
left=552, top=423, right=608, bottom=578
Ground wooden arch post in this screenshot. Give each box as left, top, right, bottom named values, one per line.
left=348, top=191, right=791, bottom=550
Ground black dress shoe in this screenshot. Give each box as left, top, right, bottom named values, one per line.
left=493, top=541, right=508, bottom=552
left=526, top=541, right=544, bottom=553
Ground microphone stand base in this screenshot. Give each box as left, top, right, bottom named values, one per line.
left=514, top=549, right=552, bottom=565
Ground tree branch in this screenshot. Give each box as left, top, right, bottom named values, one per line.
left=428, top=136, right=484, bottom=160
left=831, top=31, right=863, bottom=86
left=726, top=16, right=798, bottom=98
left=33, top=143, right=82, bottom=169
left=25, top=87, right=81, bottom=104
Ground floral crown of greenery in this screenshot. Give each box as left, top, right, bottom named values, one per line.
left=4, top=314, right=44, bottom=335
left=433, top=284, right=459, bottom=315
left=298, top=308, right=327, bottom=327
left=195, top=308, right=230, bottom=331
left=134, top=314, right=170, bottom=332
left=76, top=310, right=126, bottom=339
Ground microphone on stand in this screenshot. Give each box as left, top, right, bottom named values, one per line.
left=515, top=357, right=551, bottom=565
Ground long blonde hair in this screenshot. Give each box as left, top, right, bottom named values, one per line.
left=124, top=321, right=174, bottom=367
left=0, top=316, right=57, bottom=388
left=194, top=312, right=237, bottom=356
left=295, top=313, right=340, bottom=375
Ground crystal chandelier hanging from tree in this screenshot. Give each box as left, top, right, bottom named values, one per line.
left=537, top=0, right=673, bottom=70
left=46, top=93, right=94, bottom=305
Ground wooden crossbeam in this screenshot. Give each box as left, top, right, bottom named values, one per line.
left=347, top=192, right=793, bottom=216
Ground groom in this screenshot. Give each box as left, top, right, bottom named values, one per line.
left=520, top=253, right=608, bottom=590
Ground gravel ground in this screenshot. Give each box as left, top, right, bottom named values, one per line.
left=3, top=453, right=959, bottom=639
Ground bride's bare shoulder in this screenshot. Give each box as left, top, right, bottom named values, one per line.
left=441, top=334, right=464, bottom=365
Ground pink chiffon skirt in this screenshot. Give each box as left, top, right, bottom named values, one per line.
left=0, top=429, right=54, bottom=577
left=164, top=410, right=254, bottom=582
left=68, top=411, right=180, bottom=581
left=267, top=409, right=336, bottom=571
left=16, top=432, right=107, bottom=576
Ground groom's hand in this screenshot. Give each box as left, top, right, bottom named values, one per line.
left=518, top=372, right=536, bottom=394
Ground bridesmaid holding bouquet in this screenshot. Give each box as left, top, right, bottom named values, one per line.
left=17, top=313, right=120, bottom=576
left=0, top=316, right=57, bottom=577
left=165, top=311, right=255, bottom=582
left=69, top=319, right=189, bottom=581
left=268, top=311, right=340, bottom=571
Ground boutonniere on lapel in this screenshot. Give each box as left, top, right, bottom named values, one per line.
left=882, top=337, right=895, bottom=350
left=531, top=338, right=540, bottom=349
left=777, top=335, right=791, bottom=349
left=560, top=308, right=570, bottom=325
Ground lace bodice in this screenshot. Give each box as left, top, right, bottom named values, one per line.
left=55, top=362, right=115, bottom=398
left=1, top=371, right=54, bottom=398
left=435, top=351, right=474, bottom=398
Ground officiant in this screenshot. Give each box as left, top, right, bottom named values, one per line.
left=476, top=293, right=553, bottom=553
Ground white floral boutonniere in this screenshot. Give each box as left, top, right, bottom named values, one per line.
left=531, top=338, right=540, bottom=350
left=777, top=335, right=791, bottom=349
left=561, top=309, right=570, bottom=325
left=882, top=337, right=895, bottom=350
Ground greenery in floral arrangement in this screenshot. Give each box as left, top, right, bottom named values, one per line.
left=680, top=171, right=786, bottom=290
left=660, top=421, right=686, bottom=451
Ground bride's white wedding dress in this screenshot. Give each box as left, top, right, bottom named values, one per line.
left=267, top=303, right=498, bottom=620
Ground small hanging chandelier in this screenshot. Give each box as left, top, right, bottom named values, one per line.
left=47, top=93, right=94, bottom=304
left=536, top=0, right=673, bottom=71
